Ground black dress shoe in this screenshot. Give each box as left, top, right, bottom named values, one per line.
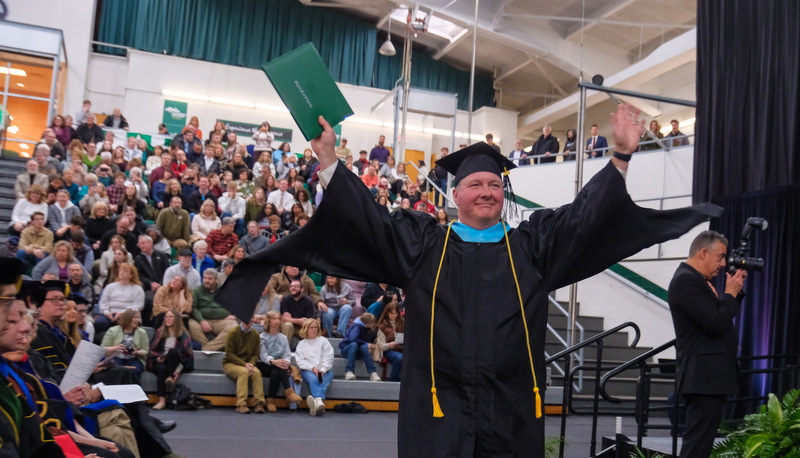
left=156, top=419, right=177, bottom=433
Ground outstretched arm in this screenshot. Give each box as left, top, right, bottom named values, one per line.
left=610, top=103, right=645, bottom=172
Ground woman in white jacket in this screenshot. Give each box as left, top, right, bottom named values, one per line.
left=294, top=319, right=334, bottom=416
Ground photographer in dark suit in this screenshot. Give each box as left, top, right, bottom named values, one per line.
left=668, top=230, right=747, bottom=458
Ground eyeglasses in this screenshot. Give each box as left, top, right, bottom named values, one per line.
left=45, top=296, right=66, bottom=304
left=0, top=296, right=15, bottom=308
left=76, top=309, right=88, bottom=314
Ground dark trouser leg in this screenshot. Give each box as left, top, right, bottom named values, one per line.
left=680, top=394, right=726, bottom=458
left=256, top=362, right=291, bottom=398
left=154, top=349, right=181, bottom=396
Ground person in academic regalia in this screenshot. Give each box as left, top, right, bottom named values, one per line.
left=216, top=104, right=722, bottom=457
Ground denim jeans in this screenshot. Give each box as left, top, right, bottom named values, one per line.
left=384, top=350, right=403, bottom=381
left=434, top=178, right=447, bottom=207
left=300, top=369, right=333, bottom=399
left=342, top=342, right=376, bottom=374
left=321, top=304, right=352, bottom=337
left=15, top=250, right=45, bottom=269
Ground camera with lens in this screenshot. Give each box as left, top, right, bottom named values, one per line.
left=728, top=217, right=767, bottom=273
left=124, top=342, right=137, bottom=355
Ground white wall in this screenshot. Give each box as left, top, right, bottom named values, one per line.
left=6, top=0, right=96, bottom=118
left=85, top=49, right=520, bottom=161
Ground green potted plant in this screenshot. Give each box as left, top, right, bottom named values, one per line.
left=711, top=388, right=800, bottom=457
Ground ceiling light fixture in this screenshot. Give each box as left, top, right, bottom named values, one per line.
left=378, top=18, right=397, bottom=56
left=16, top=83, right=24, bottom=88
left=0, top=67, right=27, bottom=77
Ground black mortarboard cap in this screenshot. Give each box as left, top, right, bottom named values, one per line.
left=0, top=258, right=25, bottom=289
left=435, top=142, right=516, bottom=186
left=434, top=142, right=519, bottom=218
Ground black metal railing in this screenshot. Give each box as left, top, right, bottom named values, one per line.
left=545, top=321, right=640, bottom=458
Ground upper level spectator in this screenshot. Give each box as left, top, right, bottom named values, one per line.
left=102, top=108, right=129, bottom=130
left=485, top=133, right=501, bottom=153
left=638, top=120, right=665, bottom=152
left=369, top=135, right=391, bottom=164
left=76, top=114, right=105, bottom=145
left=508, top=139, right=529, bottom=166
left=191, top=240, right=215, bottom=276
left=82, top=142, right=102, bottom=170
left=31, top=241, right=88, bottom=284
left=586, top=124, right=609, bottom=159
left=532, top=124, right=560, bottom=164
left=665, top=119, right=689, bottom=147
left=562, top=129, right=577, bottom=161
left=74, top=99, right=92, bottom=125
left=197, top=144, right=222, bottom=176
left=319, top=276, right=355, bottom=338
left=149, top=153, right=173, bottom=188
left=14, top=160, right=49, bottom=202
left=361, top=164, right=379, bottom=190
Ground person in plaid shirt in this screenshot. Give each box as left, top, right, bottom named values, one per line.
left=106, top=172, right=127, bottom=209
left=206, top=217, right=239, bottom=263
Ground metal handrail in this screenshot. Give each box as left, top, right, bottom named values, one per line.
left=517, top=133, right=695, bottom=167
left=545, top=321, right=640, bottom=364
left=544, top=296, right=586, bottom=391
left=599, top=339, right=676, bottom=404
left=546, top=321, right=640, bottom=458
left=404, top=160, right=455, bottom=208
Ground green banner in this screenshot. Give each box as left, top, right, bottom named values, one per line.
left=127, top=132, right=153, bottom=149
left=218, top=119, right=293, bottom=143
left=162, top=100, right=188, bottom=135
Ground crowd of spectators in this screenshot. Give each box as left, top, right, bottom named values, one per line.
left=2, top=105, right=426, bottom=435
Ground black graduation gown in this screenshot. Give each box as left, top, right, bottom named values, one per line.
left=217, top=161, right=722, bottom=457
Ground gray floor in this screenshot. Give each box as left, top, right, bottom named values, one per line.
left=150, top=407, right=675, bottom=457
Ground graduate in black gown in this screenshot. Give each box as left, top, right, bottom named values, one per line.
left=216, top=104, right=722, bottom=457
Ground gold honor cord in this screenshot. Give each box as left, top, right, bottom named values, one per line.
left=502, top=221, right=542, bottom=418
left=429, top=220, right=541, bottom=418
left=429, top=220, right=454, bottom=418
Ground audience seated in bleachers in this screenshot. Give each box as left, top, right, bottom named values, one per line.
left=149, top=310, right=194, bottom=410
left=340, top=313, right=381, bottom=382
left=188, top=269, right=238, bottom=351
left=294, top=319, right=334, bottom=416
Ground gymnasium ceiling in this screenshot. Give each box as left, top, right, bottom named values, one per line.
left=299, top=0, right=697, bottom=125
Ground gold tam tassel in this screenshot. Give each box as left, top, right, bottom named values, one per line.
left=534, top=387, right=542, bottom=418
left=431, top=388, right=444, bottom=418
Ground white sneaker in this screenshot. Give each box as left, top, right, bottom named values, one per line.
left=306, top=395, right=317, bottom=416
left=370, top=372, right=382, bottom=382
left=345, top=371, right=356, bottom=380
left=315, top=397, right=325, bottom=416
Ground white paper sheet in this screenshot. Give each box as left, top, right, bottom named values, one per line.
left=59, top=339, right=108, bottom=392
left=98, top=384, right=149, bottom=404
left=394, top=333, right=404, bottom=345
